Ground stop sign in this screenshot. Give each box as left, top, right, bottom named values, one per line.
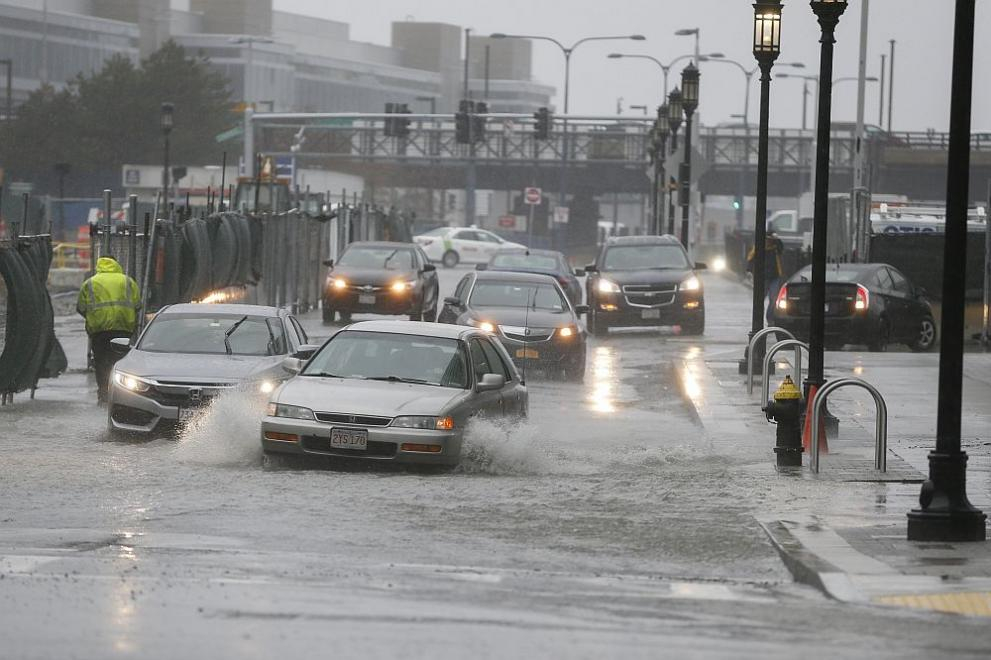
left=524, top=187, right=542, bottom=205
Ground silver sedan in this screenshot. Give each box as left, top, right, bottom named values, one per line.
left=262, top=320, right=528, bottom=466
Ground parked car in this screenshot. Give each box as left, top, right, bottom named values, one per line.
left=108, top=304, right=315, bottom=435
left=771, top=263, right=938, bottom=352
left=479, top=248, right=584, bottom=306
left=261, top=320, right=527, bottom=466
left=437, top=270, right=588, bottom=381
left=584, top=235, right=706, bottom=337
left=322, top=241, right=439, bottom=323
left=414, top=226, right=525, bottom=268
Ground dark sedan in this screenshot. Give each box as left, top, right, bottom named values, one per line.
left=479, top=248, right=583, bottom=306
left=584, top=235, right=706, bottom=336
left=771, top=263, right=937, bottom=352
left=322, top=242, right=440, bottom=324
left=438, top=271, right=588, bottom=381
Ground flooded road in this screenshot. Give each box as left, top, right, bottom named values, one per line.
left=2, top=271, right=989, bottom=658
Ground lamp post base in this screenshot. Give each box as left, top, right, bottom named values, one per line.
left=907, top=451, right=987, bottom=542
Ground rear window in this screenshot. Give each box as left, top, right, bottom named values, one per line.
left=792, top=267, right=872, bottom=283
left=491, top=253, right=559, bottom=271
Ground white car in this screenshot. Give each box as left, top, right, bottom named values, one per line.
left=414, top=227, right=525, bottom=268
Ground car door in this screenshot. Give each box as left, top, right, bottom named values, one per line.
left=416, top=247, right=438, bottom=302
left=439, top=274, right=472, bottom=324
left=479, top=337, right=522, bottom=415
left=476, top=231, right=506, bottom=259
left=885, top=267, right=916, bottom=341
left=468, top=337, right=504, bottom=416
left=452, top=230, right=486, bottom=263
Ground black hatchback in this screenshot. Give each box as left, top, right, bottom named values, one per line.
left=771, top=263, right=937, bottom=352
left=584, top=235, right=706, bottom=336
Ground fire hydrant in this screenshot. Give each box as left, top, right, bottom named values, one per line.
left=765, top=375, right=803, bottom=467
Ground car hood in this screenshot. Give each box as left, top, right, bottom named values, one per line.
left=462, top=306, right=575, bottom=328
left=116, top=350, right=287, bottom=383
left=328, top=266, right=416, bottom=287
left=597, top=268, right=694, bottom=287
left=278, top=377, right=467, bottom=416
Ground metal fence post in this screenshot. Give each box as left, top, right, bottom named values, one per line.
left=127, top=194, right=138, bottom=281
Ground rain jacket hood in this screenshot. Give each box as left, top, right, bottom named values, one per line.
left=77, top=258, right=141, bottom=335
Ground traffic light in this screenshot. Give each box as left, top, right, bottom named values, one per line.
left=732, top=197, right=743, bottom=211
left=384, top=102, right=396, bottom=137
left=455, top=99, right=472, bottom=144
left=472, top=102, right=487, bottom=142
left=395, top=103, right=412, bottom=138
left=533, top=107, right=551, bottom=141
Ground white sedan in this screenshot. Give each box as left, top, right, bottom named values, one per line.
left=414, top=227, right=525, bottom=268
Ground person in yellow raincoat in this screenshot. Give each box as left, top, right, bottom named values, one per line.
left=77, top=257, right=141, bottom=403
left=747, top=229, right=786, bottom=323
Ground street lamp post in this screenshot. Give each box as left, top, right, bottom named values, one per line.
left=650, top=104, right=670, bottom=235
left=54, top=162, right=69, bottom=240
left=807, top=0, right=848, bottom=415
left=607, top=53, right=723, bottom=102
left=666, top=89, right=683, bottom=236
left=230, top=36, right=274, bottom=109
left=739, top=1, right=783, bottom=375
left=678, top=63, right=699, bottom=252
left=160, top=102, right=174, bottom=219
left=907, top=0, right=986, bottom=543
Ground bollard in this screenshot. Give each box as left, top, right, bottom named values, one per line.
left=765, top=375, right=804, bottom=467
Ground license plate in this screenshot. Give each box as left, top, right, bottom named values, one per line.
left=178, top=407, right=198, bottom=423
left=516, top=348, right=540, bottom=359
left=358, top=294, right=376, bottom=305
left=330, top=428, right=368, bottom=451
left=642, top=309, right=661, bottom=319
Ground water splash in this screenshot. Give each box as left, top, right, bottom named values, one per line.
left=173, top=389, right=266, bottom=467
left=457, top=418, right=555, bottom=476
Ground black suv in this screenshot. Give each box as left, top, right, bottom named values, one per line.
left=584, top=236, right=706, bottom=336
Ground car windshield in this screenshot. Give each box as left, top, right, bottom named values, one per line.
left=469, top=281, right=566, bottom=311
left=138, top=313, right=287, bottom=356
left=602, top=245, right=690, bottom=271
left=338, top=247, right=413, bottom=270
left=490, top=253, right=559, bottom=271
left=302, top=331, right=468, bottom=389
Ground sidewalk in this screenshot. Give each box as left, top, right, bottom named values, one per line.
left=682, top=276, right=991, bottom=618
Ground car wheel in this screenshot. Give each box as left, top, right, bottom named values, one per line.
left=681, top=311, right=705, bottom=336
left=911, top=316, right=938, bottom=352
left=442, top=250, right=460, bottom=268
left=423, top=293, right=439, bottom=323
left=322, top=304, right=335, bottom=325
left=867, top=318, right=890, bottom=352
left=589, top=309, right=609, bottom=338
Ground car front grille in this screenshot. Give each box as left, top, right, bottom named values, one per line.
left=143, top=381, right=234, bottom=407
left=622, top=284, right=677, bottom=307
left=302, top=436, right=397, bottom=457
left=500, top=326, right=554, bottom=342
left=314, top=412, right=394, bottom=427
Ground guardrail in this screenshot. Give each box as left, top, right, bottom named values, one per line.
left=810, top=378, right=888, bottom=474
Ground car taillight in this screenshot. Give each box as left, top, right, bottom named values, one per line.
left=775, top=285, right=789, bottom=310
left=855, top=285, right=869, bottom=310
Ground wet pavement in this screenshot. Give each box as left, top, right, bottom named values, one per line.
left=2, top=269, right=990, bottom=658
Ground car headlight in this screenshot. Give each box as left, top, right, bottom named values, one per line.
left=598, top=279, right=621, bottom=294
left=267, top=403, right=314, bottom=420
left=392, top=415, right=455, bottom=430
left=391, top=280, right=417, bottom=293
left=258, top=380, right=276, bottom=394
left=680, top=276, right=701, bottom=292
left=467, top=319, right=496, bottom=333
left=113, top=371, right=151, bottom=393
left=557, top=326, right=576, bottom=338
left=332, top=278, right=348, bottom=290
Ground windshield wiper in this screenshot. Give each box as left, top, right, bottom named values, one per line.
left=366, top=375, right=429, bottom=384
left=303, top=371, right=344, bottom=378
left=223, top=315, right=249, bottom=355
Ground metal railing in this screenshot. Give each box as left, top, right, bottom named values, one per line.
left=746, top=326, right=797, bottom=395
left=761, top=339, right=810, bottom=410
left=810, top=378, right=888, bottom=474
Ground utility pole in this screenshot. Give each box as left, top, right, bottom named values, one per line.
left=853, top=0, right=869, bottom=191
left=879, top=53, right=886, bottom=127
left=887, top=39, right=896, bottom=132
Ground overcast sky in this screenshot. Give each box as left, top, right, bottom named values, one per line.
left=274, top=0, right=990, bottom=132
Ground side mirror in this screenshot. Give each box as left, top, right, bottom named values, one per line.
left=584, top=264, right=598, bottom=273
left=443, top=296, right=461, bottom=307
left=477, top=373, right=506, bottom=393
left=281, top=357, right=302, bottom=375
left=422, top=263, right=436, bottom=273
left=322, top=259, right=334, bottom=268
left=294, top=344, right=320, bottom=360
left=694, top=262, right=708, bottom=271
left=110, top=337, right=131, bottom=349
left=574, top=304, right=589, bottom=316
left=573, top=268, right=586, bottom=277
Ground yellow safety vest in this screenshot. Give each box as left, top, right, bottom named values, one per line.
left=77, top=257, right=141, bottom=335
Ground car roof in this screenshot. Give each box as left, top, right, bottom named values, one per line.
left=345, top=320, right=479, bottom=340
left=161, top=303, right=283, bottom=317
left=605, top=234, right=682, bottom=247
left=473, top=270, right=560, bottom=284
left=344, top=241, right=416, bottom=250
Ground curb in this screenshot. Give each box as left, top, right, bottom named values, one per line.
left=670, top=359, right=703, bottom=427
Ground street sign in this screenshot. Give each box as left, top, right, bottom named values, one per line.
left=524, top=187, right=542, bottom=205
left=553, top=206, right=570, bottom=225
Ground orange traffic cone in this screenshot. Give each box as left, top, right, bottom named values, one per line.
left=801, top=383, right=829, bottom=455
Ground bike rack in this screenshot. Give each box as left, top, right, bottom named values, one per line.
left=746, top=327, right=797, bottom=395
left=760, top=339, right=810, bottom=410
left=810, top=378, right=888, bottom=474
